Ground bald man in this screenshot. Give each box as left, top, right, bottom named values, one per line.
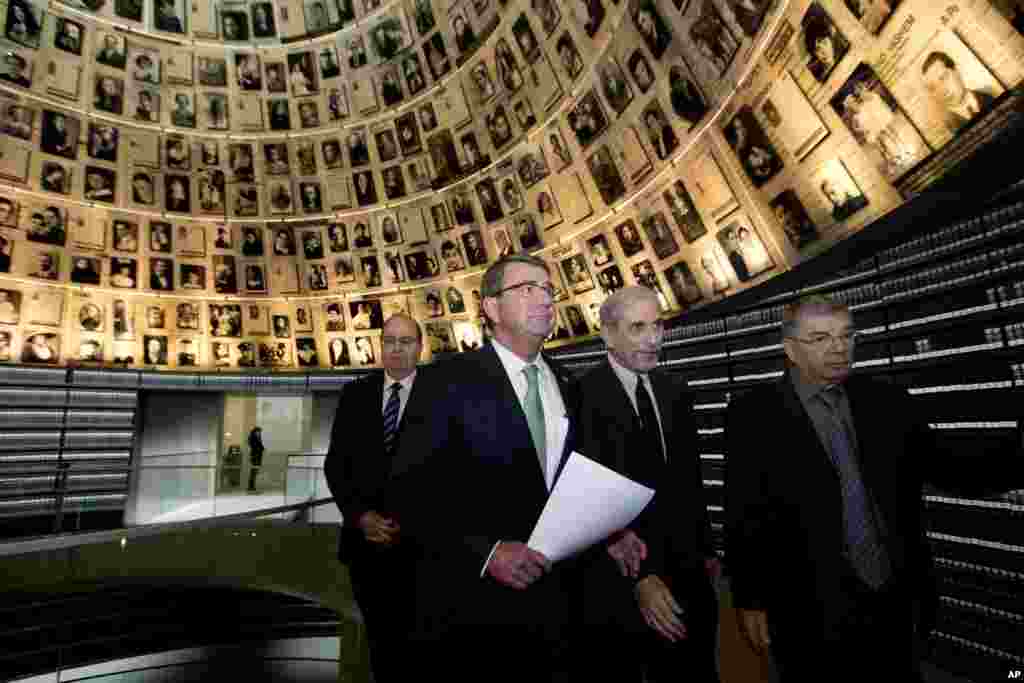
left=575, top=287, right=719, bottom=683
left=324, top=314, right=426, bottom=683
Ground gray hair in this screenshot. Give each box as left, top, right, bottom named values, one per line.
left=599, top=286, right=660, bottom=328
left=781, top=294, right=850, bottom=339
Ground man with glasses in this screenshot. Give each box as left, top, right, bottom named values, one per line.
left=575, top=286, right=719, bottom=682
left=390, top=254, right=581, bottom=682
left=324, top=313, right=425, bottom=683
left=725, top=294, right=1023, bottom=682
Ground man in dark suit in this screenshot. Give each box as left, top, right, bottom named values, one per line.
left=324, top=313, right=424, bottom=683
left=575, top=286, right=719, bottom=683
left=725, top=294, right=1023, bottom=682
left=246, top=426, right=264, bottom=491
left=389, top=253, right=580, bottom=683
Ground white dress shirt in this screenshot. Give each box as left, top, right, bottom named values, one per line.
left=607, top=352, right=667, bottom=460
left=491, top=339, right=569, bottom=488
left=481, top=340, right=569, bottom=576
left=382, top=369, right=417, bottom=425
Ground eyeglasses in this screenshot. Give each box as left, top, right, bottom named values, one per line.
left=788, top=331, right=858, bottom=348
left=494, top=280, right=557, bottom=299
left=381, top=336, right=418, bottom=350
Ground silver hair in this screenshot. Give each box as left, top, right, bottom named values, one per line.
left=599, top=286, right=660, bottom=328
left=781, top=294, right=850, bottom=339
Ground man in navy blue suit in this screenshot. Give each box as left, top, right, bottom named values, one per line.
left=390, top=253, right=581, bottom=683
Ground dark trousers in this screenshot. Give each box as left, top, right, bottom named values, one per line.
left=247, top=451, right=263, bottom=490
left=347, top=545, right=416, bottom=683
left=413, top=624, right=573, bottom=683
left=769, top=574, right=925, bottom=683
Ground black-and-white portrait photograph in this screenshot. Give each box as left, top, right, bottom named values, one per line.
left=641, top=99, right=679, bottom=161
left=449, top=192, right=477, bottom=226
left=209, top=303, right=242, bottom=337
left=516, top=144, right=550, bottom=189
left=597, top=56, right=633, bottom=117
left=5, top=0, right=42, bottom=49
left=78, top=302, right=104, bottom=332
left=349, top=299, right=383, bottom=330
left=760, top=71, right=829, bottom=162
left=87, top=123, right=119, bottom=163
left=688, top=0, right=741, bottom=77
left=450, top=7, right=477, bottom=60
left=353, top=336, right=376, bottom=365
left=251, top=2, right=276, bottom=37
left=586, top=145, right=626, bottom=207
left=353, top=170, right=378, bottom=207
left=40, top=161, right=70, bottom=195
left=361, top=254, right=382, bottom=287
left=236, top=53, right=262, bottom=91
left=555, top=32, right=584, bottom=81
left=29, top=249, right=59, bottom=280
left=40, top=110, right=79, bottom=159
left=641, top=211, right=680, bottom=260
left=501, top=176, right=524, bottom=214
left=560, top=253, right=594, bottom=294
left=486, top=105, right=514, bottom=150
left=96, top=31, right=127, bottom=69
left=531, top=0, right=561, bottom=36
left=54, top=17, right=84, bottom=56
left=814, top=158, right=869, bottom=223
left=461, top=229, right=488, bottom=266
left=148, top=257, right=172, bottom=290
left=213, top=254, right=238, bottom=294
left=112, top=219, right=139, bottom=252
left=800, top=2, right=849, bottom=84
left=334, top=254, right=355, bottom=282
left=197, top=57, right=227, bottom=87
left=382, top=165, right=407, bottom=200
left=831, top=63, right=931, bottom=182
left=512, top=13, right=541, bottom=64
left=267, top=99, right=290, bottom=130
left=181, top=263, right=206, bottom=289
left=423, top=31, right=451, bottom=81
left=164, top=136, right=190, bottom=171
left=132, top=86, right=160, bottom=122
left=170, top=91, right=195, bottom=128
left=723, top=106, right=784, bottom=187
left=668, top=62, right=707, bottom=129
left=26, top=205, right=66, bottom=246
left=203, top=93, right=229, bottom=130
left=131, top=48, right=160, bottom=85
left=0, top=50, right=33, bottom=89
left=153, top=0, right=186, bottom=34
left=110, top=257, right=137, bottom=288
left=664, top=260, right=703, bottom=307
left=587, top=233, right=614, bottom=268
left=475, top=178, right=504, bottom=223
left=70, top=256, right=101, bottom=285
left=84, top=166, right=117, bottom=203
left=515, top=214, right=541, bottom=251
left=369, top=13, right=409, bottom=61
left=614, top=218, right=645, bottom=256
left=632, top=0, right=672, bottom=59
left=626, top=49, right=654, bottom=95
left=562, top=304, right=591, bottom=336
left=22, top=332, right=60, bottom=364
left=770, top=189, right=819, bottom=250
left=243, top=262, right=265, bottom=291
left=568, top=91, right=609, bottom=150
left=221, top=10, right=249, bottom=40
left=717, top=218, right=774, bottom=283
left=664, top=179, right=707, bottom=244
left=288, top=51, right=318, bottom=97
left=597, top=263, right=625, bottom=295
left=164, top=174, right=191, bottom=213
left=914, top=31, right=1004, bottom=143
left=2, top=102, right=33, bottom=140
left=299, top=182, right=323, bottom=213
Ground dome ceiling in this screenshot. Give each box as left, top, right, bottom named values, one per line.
left=0, top=0, right=1019, bottom=368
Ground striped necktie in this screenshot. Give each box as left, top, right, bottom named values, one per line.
left=382, top=382, right=402, bottom=455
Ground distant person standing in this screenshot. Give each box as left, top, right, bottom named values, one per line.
left=247, top=426, right=265, bottom=492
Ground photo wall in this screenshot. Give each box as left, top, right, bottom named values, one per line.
left=0, top=0, right=1019, bottom=369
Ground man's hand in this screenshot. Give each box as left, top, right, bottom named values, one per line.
left=486, top=541, right=551, bottom=590
left=358, top=510, right=400, bottom=546
left=635, top=575, right=687, bottom=642
left=738, top=608, right=771, bottom=653
left=607, top=529, right=647, bottom=578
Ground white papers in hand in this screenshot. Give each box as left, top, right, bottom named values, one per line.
left=527, top=451, right=654, bottom=563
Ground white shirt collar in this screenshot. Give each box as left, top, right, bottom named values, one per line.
left=491, top=338, right=548, bottom=383
left=607, top=351, right=647, bottom=396
left=384, top=369, right=416, bottom=393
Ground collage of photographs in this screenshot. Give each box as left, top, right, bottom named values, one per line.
left=0, top=0, right=1019, bottom=369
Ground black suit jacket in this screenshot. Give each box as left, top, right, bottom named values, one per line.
left=725, top=373, right=1021, bottom=632
left=324, top=370, right=426, bottom=563
left=577, top=360, right=714, bottom=630
left=389, top=342, right=581, bottom=635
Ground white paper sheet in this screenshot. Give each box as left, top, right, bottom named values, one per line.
left=527, top=451, right=654, bottom=563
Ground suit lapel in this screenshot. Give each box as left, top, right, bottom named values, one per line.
left=649, top=371, right=674, bottom=462
left=779, top=375, right=840, bottom=479
left=478, top=343, right=548, bottom=491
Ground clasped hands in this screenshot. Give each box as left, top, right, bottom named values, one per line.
left=487, top=541, right=552, bottom=589
left=608, top=529, right=687, bottom=643
left=358, top=510, right=400, bottom=546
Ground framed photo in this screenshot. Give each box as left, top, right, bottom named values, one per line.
left=723, top=106, right=784, bottom=188
left=716, top=217, right=774, bottom=282
left=799, top=3, right=849, bottom=85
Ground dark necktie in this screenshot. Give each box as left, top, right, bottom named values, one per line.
left=635, top=377, right=665, bottom=464
left=819, top=385, right=891, bottom=588
left=382, top=383, right=402, bottom=455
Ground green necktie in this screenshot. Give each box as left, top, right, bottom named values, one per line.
left=523, top=364, right=547, bottom=478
